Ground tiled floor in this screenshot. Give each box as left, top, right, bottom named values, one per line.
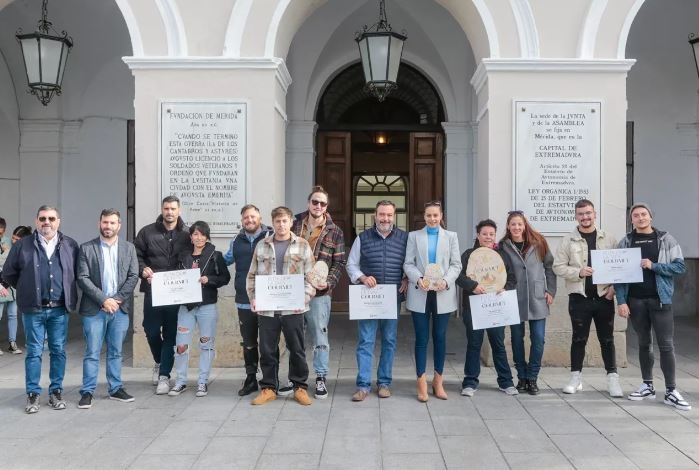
left=0, top=314, right=697, bottom=469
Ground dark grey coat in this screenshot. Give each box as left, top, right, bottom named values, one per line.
left=77, top=237, right=139, bottom=316
left=500, top=239, right=557, bottom=321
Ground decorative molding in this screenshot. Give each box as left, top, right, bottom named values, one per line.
left=471, top=0, right=501, bottom=58
left=122, top=57, right=293, bottom=93
left=470, top=58, right=636, bottom=95
left=578, top=0, right=608, bottom=59
left=441, top=122, right=472, bottom=155
left=265, top=0, right=292, bottom=58
left=510, top=0, right=540, bottom=58
left=223, top=0, right=253, bottom=56
left=114, top=0, right=144, bottom=56
left=617, top=0, right=646, bottom=59
left=155, top=0, right=188, bottom=56
left=19, top=120, right=82, bottom=154
left=286, top=120, right=317, bottom=154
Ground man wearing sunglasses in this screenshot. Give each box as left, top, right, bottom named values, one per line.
left=1, top=205, right=79, bottom=413
left=290, top=185, right=346, bottom=399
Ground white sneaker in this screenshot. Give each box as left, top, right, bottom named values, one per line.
left=562, top=371, right=582, bottom=394
left=664, top=389, right=691, bottom=411
left=461, top=387, right=476, bottom=397
left=499, top=386, right=519, bottom=396
left=607, top=372, right=623, bottom=398
left=156, top=376, right=171, bottom=395
left=152, top=363, right=160, bottom=386
left=628, top=382, right=655, bottom=401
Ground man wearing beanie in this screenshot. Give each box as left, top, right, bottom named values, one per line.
left=615, top=203, right=690, bottom=410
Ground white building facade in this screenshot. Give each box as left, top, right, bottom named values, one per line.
left=0, top=0, right=696, bottom=367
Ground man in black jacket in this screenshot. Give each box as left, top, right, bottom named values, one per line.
left=134, top=196, right=190, bottom=394
left=1, top=205, right=79, bottom=413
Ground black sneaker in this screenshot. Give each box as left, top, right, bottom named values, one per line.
left=49, top=390, right=67, bottom=410
left=314, top=376, right=328, bottom=400
left=516, top=379, right=529, bottom=392
left=238, top=374, right=258, bottom=397
left=528, top=381, right=540, bottom=395
left=110, top=388, right=135, bottom=403
left=277, top=381, right=294, bottom=397
left=25, top=393, right=40, bottom=414
left=78, top=393, right=93, bottom=409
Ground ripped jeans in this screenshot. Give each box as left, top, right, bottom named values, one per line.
left=173, top=303, right=218, bottom=387
left=305, top=295, right=331, bottom=377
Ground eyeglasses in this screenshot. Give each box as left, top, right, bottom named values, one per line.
left=38, top=216, right=57, bottom=222
left=310, top=199, right=328, bottom=207
left=424, top=200, right=442, bottom=207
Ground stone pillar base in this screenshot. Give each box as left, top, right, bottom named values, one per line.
left=132, top=293, right=244, bottom=368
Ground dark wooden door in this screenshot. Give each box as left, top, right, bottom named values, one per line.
left=316, top=132, right=351, bottom=310
left=409, top=132, right=444, bottom=230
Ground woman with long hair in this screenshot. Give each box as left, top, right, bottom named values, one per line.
left=500, top=211, right=556, bottom=395
left=404, top=201, right=461, bottom=401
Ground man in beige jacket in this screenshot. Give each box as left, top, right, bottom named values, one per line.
left=553, top=199, right=622, bottom=397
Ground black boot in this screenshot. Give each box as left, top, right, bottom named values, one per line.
left=528, top=380, right=540, bottom=395
left=238, top=374, right=258, bottom=396
left=516, top=379, right=528, bottom=392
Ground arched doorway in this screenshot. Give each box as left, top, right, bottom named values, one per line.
left=316, top=62, right=445, bottom=308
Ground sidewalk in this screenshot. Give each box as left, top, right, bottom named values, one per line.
left=0, top=314, right=697, bottom=469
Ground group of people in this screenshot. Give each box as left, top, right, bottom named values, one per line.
left=0, top=191, right=690, bottom=413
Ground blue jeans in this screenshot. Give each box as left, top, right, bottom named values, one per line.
left=0, top=300, right=17, bottom=342
left=411, top=292, right=451, bottom=376
left=462, top=312, right=513, bottom=389
left=23, top=307, right=69, bottom=395
left=510, top=319, right=546, bottom=381
left=1, top=300, right=18, bottom=342
left=81, top=309, right=130, bottom=395
left=173, top=304, right=218, bottom=386
left=356, top=316, right=398, bottom=390
left=305, top=295, right=331, bottom=377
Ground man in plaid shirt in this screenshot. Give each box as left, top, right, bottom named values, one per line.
left=291, top=185, right=346, bottom=399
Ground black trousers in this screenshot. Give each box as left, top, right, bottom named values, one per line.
left=142, top=292, right=179, bottom=378
left=628, top=297, right=676, bottom=388
left=258, top=314, right=308, bottom=390
left=568, top=294, right=617, bottom=373
left=238, top=308, right=260, bottom=376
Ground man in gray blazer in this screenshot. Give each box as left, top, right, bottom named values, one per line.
left=76, top=209, right=139, bottom=409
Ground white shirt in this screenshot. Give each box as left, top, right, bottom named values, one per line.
left=38, top=234, right=59, bottom=259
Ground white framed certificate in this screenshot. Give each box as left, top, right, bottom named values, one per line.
left=591, top=248, right=643, bottom=285
left=151, top=269, right=202, bottom=306
left=349, top=284, right=398, bottom=320
left=469, top=290, right=520, bottom=330
left=255, top=274, right=305, bottom=311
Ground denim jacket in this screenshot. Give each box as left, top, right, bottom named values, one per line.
left=614, top=229, right=685, bottom=306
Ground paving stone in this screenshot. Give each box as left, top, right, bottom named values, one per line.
left=438, top=434, right=509, bottom=470
left=264, top=419, right=325, bottom=454
left=503, top=452, right=574, bottom=469
left=129, top=454, right=198, bottom=470
left=192, top=436, right=266, bottom=469
left=256, top=453, right=320, bottom=469
left=383, top=452, right=446, bottom=470
left=624, top=451, right=699, bottom=469
left=380, top=419, right=440, bottom=454
left=485, top=419, right=558, bottom=453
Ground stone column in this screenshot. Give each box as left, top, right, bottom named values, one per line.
left=286, top=120, right=317, bottom=211
left=124, top=57, right=291, bottom=367
left=470, top=59, right=633, bottom=368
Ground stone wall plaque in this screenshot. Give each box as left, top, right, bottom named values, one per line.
left=514, top=101, right=601, bottom=234
left=160, top=101, right=247, bottom=235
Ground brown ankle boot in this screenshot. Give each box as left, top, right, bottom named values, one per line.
left=432, top=372, right=448, bottom=400
left=417, top=374, right=428, bottom=402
